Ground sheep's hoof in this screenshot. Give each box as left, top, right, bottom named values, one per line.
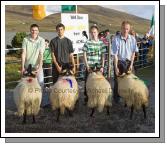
left=84, top=97, right=88, bottom=105
left=22, top=120, right=26, bottom=124
left=90, top=108, right=95, bottom=117
left=106, top=106, right=110, bottom=115
left=68, top=110, right=73, bottom=117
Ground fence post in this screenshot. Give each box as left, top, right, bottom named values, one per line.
left=107, top=39, right=111, bottom=79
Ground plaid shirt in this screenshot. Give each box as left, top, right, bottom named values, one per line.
left=82, top=39, right=106, bottom=67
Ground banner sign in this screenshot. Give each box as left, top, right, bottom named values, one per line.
left=61, top=13, right=89, bottom=54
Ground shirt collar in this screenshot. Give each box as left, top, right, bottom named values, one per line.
left=91, top=39, right=100, bottom=43
left=28, top=34, right=39, bottom=42
left=120, top=34, right=130, bottom=40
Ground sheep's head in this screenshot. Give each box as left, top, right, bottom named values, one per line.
left=60, top=63, right=74, bottom=76
left=23, top=64, right=36, bottom=78
left=117, top=60, right=131, bottom=77
left=89, top=63, right=101, bottom=73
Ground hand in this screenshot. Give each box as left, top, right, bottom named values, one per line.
left=57, top=65, right=62, bottom=73
left=115, top=67, right=120, bottom=76
left=34, top=68, right=40, bottom=76
left=87, top=66, right=92, bottom=73
left=72, top=67, right=76, bottom=74
left=100, top=67, right=104, bottom=73
left=128, top=64, right=133, bottom=72
left=21, top=67, right=25, bottom=75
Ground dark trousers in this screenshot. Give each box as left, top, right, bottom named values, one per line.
left=113, top=60, right=135, bottom=103
left=84, top=69, right=89, bottom=102
left=43, top=63, right=52, bottom=87
left=52, top=64, right=60, bottom=84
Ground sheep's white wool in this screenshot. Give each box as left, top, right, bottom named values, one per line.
left=86, top=72, right=112, bottom=112
left=117, top=74, right=149, bottom=109
left=49, top=76, right=78, bottom=114
left=13, top=77, right=42, bottom=116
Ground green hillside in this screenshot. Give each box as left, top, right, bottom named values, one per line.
left=5, top=5, right=150, bottom=34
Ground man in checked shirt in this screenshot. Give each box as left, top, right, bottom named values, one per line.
left=112, top=21, right=139, bottom=103
left=82, top=25, right=106, bottom=104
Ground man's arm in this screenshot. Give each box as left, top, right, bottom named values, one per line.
left=70, top=53, right=76, bottom=74
left=21, top=48, right=26, bottom=75
left=37, top=51, right=43, bottom=70
left=51, top=52, right=62, bottom=73
left=129, top=52, right=136, bottom=71
left=83, top=51, right=89, bottom=71
left=129, top=37, right=139, bottom=71
left=114, top=54, right=119, bottom=76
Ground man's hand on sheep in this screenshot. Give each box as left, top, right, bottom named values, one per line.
left=87, top=67, right=93, bottom=73
left=128, top=64, right=133, bottom=72
left=115, top=67, right=120, bottom=76
left=100, top=67, right=104, bottom=73
left=34, top=69, right=40, bottom=76
left=21, top=67, right=25, bottom=75
left=57, top=65, right=62, bottom=73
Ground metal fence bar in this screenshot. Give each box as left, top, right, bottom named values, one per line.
left=5, top=44, right=154, bottom=87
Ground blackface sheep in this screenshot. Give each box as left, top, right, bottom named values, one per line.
left=49, top=63, right=79, bottom=121
left=117, top=60, right=149, bottom=119
left=13, top=64, right=42, bottom=124
left=86, top=64, right=112, bottom=117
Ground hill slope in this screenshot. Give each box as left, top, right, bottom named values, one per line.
left=5, top=5, right=150, bottom=34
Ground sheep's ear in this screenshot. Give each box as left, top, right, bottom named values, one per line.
left=61, top=69, right=67, bottom=74
left=118, top=73, right=126, bottom=77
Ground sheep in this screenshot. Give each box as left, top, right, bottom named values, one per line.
left=13, top=64, right=42, bottom=124
left=117, top=60, right=149, bottom=119
left=86, top=64, right=112, bottom=117
left=49, top=63, right=79, bottom=121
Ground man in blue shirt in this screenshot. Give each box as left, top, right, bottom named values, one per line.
left=112, top=21, right=139, bottom=103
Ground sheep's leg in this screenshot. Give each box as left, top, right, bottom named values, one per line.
left=130, top=105, right=134, bottom=120
left=84, top=95, right=88, bottom=105
left=90, top=108, right=95, bottom=117
left=67, top=109, right=73, bottom=117
left=74, top=100, right=79, bottom=111
left=22, top=110, right=27, bottom=124
left=56, top=109, right=60, bottom=122
left=142, top=104, right=147, bottom=119
left=32, top=115, right=36, bottom=123
left=106, top=106, right=110, bottom=115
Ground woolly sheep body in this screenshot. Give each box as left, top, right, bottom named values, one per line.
left=13, top=77, right=42, bottom=116
left=86, top=72, right=112, bottom=112
left=49, top=76, right=79, bottom=114
left=117, top=74, right=149, bottom=109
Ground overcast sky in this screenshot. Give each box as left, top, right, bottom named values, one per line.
left=101, top=5, right=155, bottom=20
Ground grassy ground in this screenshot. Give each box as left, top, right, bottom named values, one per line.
left=5, top=66, right=155, bottom=133
left=5, top=55, right=21, bottom=89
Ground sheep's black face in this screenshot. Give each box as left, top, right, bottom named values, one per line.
left=117, top=60, right=128, bottom=75
left=23, top=64, right=36, bottom=78
left=90, top=63, right=101, bottom=72
left=61, top=63, right=74, bottom=76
